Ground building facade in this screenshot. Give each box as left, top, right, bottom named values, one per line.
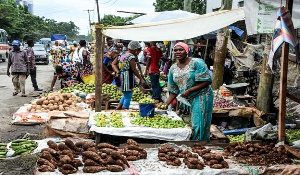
left=16, top=0, right=33, bottom=14
left=206, top=0, right=244, bottom=13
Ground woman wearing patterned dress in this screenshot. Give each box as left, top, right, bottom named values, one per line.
left=165, top=42, right=214, bottom=140
left=112, top=41, right=145, bottom=110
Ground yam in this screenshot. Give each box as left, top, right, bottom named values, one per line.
left=125, top=145, right=143, bottom=151
left=84, top=159, right=100, bottom=166
left=97, top=143, right=118, bottom=150
left=126, top=156, right=139, bottom=161
left=127, top=139, right=139, bottom=146
left=82, top=151, right=104, bottom=164
left=41, top=148, right=59, bottom=158
left=65, top=139, right=81, bottom=152
left=38, top=165, right=55, bottom=172
left=100, top=148, right=115, bottom=154
left=37, top=158, right=55, bottom=169
left=58, top=143, right=71, bottom=151
left=83, top=166, right=106, bottom=173
left=125, top=150, right=139, bottom=157
left=211, top=164, right=224, bottom=169
left=107, top=165, right=124, bottom=172
left=59, top=155, right=72, bottom=164
left=72, top=159, right=83, bottom=168
left=61, top=164, right=76, bottom=171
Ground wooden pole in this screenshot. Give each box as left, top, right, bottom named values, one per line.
left=278, top=0, right=293, bottom=142
left=95, top=24, right=104, bottom=112
left=256, top=34, right=273, bottom=113
left=211, top=0, right=232, bottom=90
left=203, top=39, right=209, bottom=60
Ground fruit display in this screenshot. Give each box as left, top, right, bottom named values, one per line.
left=0, top=143, right=7, bottom=159
left=213, top=95, right=238, bottom=108
left=9, top=139, right=38, bottom=157
left=61, top=83, right=95, bottom=94
left=132, top=87, right=149, bottom=101
left=155, top=100, right=167, bottom=110
left=102, top=83, right=123, bottom=100
left=27, top=92, right=82, bottom=112
left=130, top=113, right=186, bottom=129
left=224, top=142, right=294, bottom=166
left=94, top=112, right=125, bottom=128
left=123, top=139, right=147, bottom=161
left=287, top=129, right=300, bottom=143
left=227, top=134, right=245, bottom=143
left=139, top=97, right=155, bottom=104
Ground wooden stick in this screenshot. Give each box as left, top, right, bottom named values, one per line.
left=287, top=92, right=300, bottom=104
left=284, top=145, right=300, bottom=160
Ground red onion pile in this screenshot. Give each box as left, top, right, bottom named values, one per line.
left=213, top=96, right=238, bottom=108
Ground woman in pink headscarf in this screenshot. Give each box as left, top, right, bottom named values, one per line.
left=165, top=42, right=214, bottom=141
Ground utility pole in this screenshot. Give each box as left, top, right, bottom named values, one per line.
left=184, top=0, right=192, bottom=12
left=95, top=0, right=104, bottom=112
left=211, top=0, right=232, bottom=90
left=83, top=9, right=94, bottom=35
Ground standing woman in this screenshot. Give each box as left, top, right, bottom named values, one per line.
left=112, top=41, right=145, bottom=110
left=165, top=42, right=214, bottom=140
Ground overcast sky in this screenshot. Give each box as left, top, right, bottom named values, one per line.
left=33, top=0, right=156, bottom=35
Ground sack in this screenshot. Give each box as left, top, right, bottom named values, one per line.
left=114, top=76, right=121, bottom=87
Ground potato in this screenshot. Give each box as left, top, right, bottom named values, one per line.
left=43, top=100, right=49, bottom=105
left=66, top=100, right=72, bottom=105
left=30, top=109, right=36, bottom=113
left=49, top=100, right=55, bottom=104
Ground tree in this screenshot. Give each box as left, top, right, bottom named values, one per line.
left=101, top=15, right=141, bottom=27
left=153, top=0, right=206, bottom=14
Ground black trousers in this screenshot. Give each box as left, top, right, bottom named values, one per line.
left=149, top=73, right=161, bottom=101
left=30, top=67, right=38, bottom=90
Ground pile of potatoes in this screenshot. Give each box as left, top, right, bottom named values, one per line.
left=27, top=92, right=82, bottom=113
left=224, top=142, right=293, bottom=166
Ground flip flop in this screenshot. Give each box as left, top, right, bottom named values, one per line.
left=21, top=94, right=27, bottom=97
left=13, top=92, right=18, bottom=96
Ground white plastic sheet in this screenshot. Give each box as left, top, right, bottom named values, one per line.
left=104, top=8, right=245, bottom=41
left=89, top=111, right=192, bottom=141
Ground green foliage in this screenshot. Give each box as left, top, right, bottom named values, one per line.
left=101, top=14, right=141, bottom=27
left=153, top=0, right=206, bottom=15
left=0, top=0, right=79, bottom=42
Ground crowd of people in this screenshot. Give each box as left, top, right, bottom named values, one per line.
left=7, top=37, right=234, bottom=141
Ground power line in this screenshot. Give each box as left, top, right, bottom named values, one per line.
left=84, top=9, right=94, bottom=34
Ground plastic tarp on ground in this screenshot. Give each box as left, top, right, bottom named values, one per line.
left=89, top=111, right=192, bottom=141
left=104, top=8, right=245, bottom=41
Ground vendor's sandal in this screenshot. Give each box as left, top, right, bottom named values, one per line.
left=21, top=94, right=27, bottom=97
left=12, top=92, right=18, bottom=96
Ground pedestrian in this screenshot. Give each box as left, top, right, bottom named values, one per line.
left=144, top=41, right=164, bottom=102
left=7, top=40, right=30, bottom=97
left=75, top=40, right=93, bottom=82
left=69, top=41, right=78, bottom=62
left=165, top=42, right=214, bottom=140
left=112, top=41, right=146, bottom=110
left=103, top=37, right=118, bottom=84
left=49, top=62, right=79, bottom=91
left=50, top=41, right=63, bottom=66
left=25, top=40, right=43, bottom=91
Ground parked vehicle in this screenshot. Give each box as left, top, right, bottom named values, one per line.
left=0, top=29, right=9, bottom=62
left=33, top=44, right=49, bottom=65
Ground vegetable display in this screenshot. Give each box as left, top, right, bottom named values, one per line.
left=287, top=129, right=300, bottom=143
left=227, top=134, right=245, bottom=143
left=27, top=92, right=82, bottom=112
left=224, top=142, right=294, bottom=166
left=61, top=83, right=95, bottom=94
left=130, top=113, right=186, bottom=129
left=0, top=143, right=7, bottom=158
left=94, top=112, right=125, bottom=128
left=9, top=139, right=38, bottom=157
left=213, top=95, right=238, bottom=108
left=123, top=139, right=147, bottom=161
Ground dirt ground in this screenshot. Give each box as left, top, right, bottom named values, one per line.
left=0, top=60, right=59, bottom=174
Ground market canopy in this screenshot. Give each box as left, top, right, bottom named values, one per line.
left=128, top=10, right=199, bottom=24
left=104, top=8, right=245, bottom=41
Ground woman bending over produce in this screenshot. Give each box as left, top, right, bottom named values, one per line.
left=165, top=42, right=214, bottom=140
left=112, top=41, right=145, bottom=110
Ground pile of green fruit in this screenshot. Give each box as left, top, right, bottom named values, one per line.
left=139, top=97, right=155, bottom=104
left=227, top=134, right=245, bottom=143
left=132, top=88, right=148, bottom=101
left=61, top=83, right=95, bottom=94
left=9, top=139, right=38, bottom=157
left=0, top=143, right=7, bottom=158
left=130, top=113, right=186, bottom=129
left=94, top=112, right=125, bottom=128
left=287, top=129, right=300, bottom=143
left=102, top=83, right=123, bottom=100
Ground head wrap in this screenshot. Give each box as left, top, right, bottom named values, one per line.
left=174, top=42, right=189, bottom=54
left=128, top=41, right=141, bottom=50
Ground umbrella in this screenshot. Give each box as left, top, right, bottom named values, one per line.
left=128, top=10, right=200, bottom=24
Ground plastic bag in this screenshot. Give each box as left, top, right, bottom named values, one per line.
left=81, top=74, right=95, bottom=84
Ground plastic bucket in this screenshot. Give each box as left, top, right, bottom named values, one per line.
left=139, top=103, right=155, bottom=117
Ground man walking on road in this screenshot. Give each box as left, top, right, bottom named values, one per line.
left=7, top=40, right=30, bottom=97
left=144, top=41, right=164, bottom=102
left=25, top=40, right=43, bottom=91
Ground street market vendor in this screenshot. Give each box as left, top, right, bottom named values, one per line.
left=50, top=62, right=79, bottom=91
left=112, top=41, right=146, bottom=110
left=50, top=41, right=64, bottom=66
left=165, top=42, right=214, bottom=141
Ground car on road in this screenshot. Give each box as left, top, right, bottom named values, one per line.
left=32, top=44, right=49, bottom=65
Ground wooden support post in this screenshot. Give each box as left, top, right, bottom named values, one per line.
left=95, top=24, right=104, bottom=112
left=203, top=39, right=209, bottom=60
left=278, top=0, right=293, bottom=143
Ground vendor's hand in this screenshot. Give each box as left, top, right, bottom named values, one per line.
left=7, top=71, right=10, bottom=77
left=140, top=79, right=146, bottom=86
left=181, top=89, right=191, bottom=98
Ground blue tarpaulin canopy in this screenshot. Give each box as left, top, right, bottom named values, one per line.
left=51, top=34, right=66, bottom=41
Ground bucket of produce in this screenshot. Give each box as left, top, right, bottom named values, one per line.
left=139, top=98, right=155, bottom=117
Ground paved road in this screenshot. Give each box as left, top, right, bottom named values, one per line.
left=0, top=59, right=58, bottom=142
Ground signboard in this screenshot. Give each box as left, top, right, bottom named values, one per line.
left=257, top=2, right=278, bottom=34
